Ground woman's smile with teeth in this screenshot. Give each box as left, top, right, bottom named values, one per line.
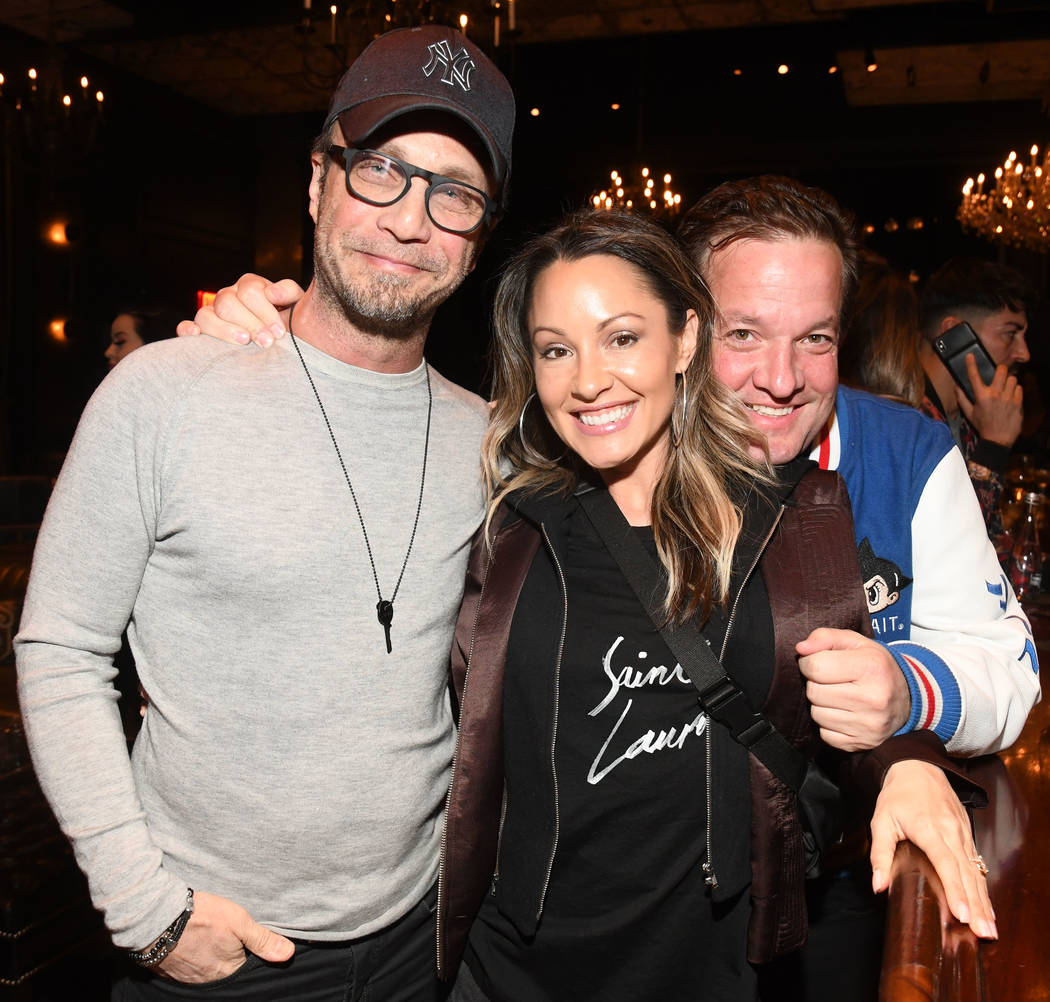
left=576, top=402, right=637, bottom=426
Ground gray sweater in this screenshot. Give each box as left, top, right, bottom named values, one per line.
left=16, top=334, right=488, bottom=949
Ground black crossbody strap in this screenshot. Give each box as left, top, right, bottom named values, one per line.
left=577, top=487, right=808, bottom=793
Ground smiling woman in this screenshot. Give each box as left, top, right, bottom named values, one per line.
left=484, top=210, right=762, bottom=621
left=528, top=255, right=698, bottom=523
left=436, top=209, right=994, bottom=1002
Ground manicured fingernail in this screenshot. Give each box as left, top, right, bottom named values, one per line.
left=269, top=322, right=286, bottom=339
left=255, top=331, right=274, bottom=348
left=871, top=869, right=882, bottom=891
left=234, top=330, right=250, bottom=345
left=956, top=903, right=970, bottom=925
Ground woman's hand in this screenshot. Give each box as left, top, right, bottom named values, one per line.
left=869, top=759, right=997, bottom=939
left=176, top=274, right=305, bottom=347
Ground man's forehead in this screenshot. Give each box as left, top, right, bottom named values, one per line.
left=706, top=236, right=844, bottom=316
left=988, top=307, right=1028, bottom=330
left=707, top=235, right=842, bottom=276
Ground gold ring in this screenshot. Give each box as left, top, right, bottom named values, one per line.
left=970, top=854, right=989, bottom=876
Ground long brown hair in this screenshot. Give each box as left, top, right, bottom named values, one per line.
left=841, top=254, right=925, bottom=407
left=483, top=210, right=770, bottom=622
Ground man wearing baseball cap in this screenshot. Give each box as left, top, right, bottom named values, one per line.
left=16, top=26, right=514, bottom=1000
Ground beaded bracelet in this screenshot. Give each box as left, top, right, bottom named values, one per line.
left=126, top=889, right=194, bottom=968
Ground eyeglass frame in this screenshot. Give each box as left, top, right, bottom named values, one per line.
left=326, top=145, right=498, bottom=235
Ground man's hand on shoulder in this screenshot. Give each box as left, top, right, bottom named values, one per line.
left=956, top=353, right=1023, bottom=449
left=797, top=628, right=911, bottom=751
left=154, top=890, right=294, bottom=984
left=175, top=275, right=305, bottom=348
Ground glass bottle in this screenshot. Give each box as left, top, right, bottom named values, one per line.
left=1010, top=491, right=1044, bottom=605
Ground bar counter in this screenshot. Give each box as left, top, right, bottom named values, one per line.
left=881, top=601, right=1050, bottom=1001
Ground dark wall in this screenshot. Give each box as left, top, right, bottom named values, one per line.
left=1, top=30, right=260, bottom=474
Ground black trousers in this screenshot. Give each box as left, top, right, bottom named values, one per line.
left=757, top=864, right=885, bottom=1002
left=114, top=884, right=446, bottom=1002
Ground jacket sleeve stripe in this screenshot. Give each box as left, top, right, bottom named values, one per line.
left=887, top=643, right=963, bottom=742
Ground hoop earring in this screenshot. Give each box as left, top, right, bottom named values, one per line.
left=518, top=393, right=561, bottom=466
left=671, top=374, right=688, bottom=449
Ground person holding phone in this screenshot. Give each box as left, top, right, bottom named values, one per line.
left=918, top=257, right=1036, bottom=550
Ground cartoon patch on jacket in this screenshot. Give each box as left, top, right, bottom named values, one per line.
left=857, top=537, right=912, bottom=613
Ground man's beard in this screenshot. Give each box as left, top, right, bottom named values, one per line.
left=313, top=225, right=464, bottom=340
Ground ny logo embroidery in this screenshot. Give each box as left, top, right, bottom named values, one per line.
left=422, top=41, right=475, bottom=90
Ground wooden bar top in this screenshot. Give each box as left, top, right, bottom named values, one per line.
left=880, top=604, right=1049, bottom=1001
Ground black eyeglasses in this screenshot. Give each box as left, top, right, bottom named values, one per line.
left=327, top=145, right=496, bottom=235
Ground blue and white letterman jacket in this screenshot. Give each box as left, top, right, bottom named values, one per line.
left=809, top=385, right=1040, bottom=755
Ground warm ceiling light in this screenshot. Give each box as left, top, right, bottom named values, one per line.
left=330, top=4, right=337, bottom=13
left=80, top=76, right=89, bottom=88
left=49, top=318, right=67, bottom=342
left=28, top=67, right=37, bottom=80
left=610, top=102, right=620, bottom=110
left=777, top=64, right=789, bottom=75
left=62, top=94, right=71, bottom=107
left=47, top=221, right=69, bottom=245
left=732, top=68, right=742, bottom=77
left=865, top=45, right=877, bottom=72
left=459, top=13, right=468, bottom=28
left=828, top=65, right=838, bottom=75
left=530, top=107, right=540, bottom=117
left=0, top=73, right=5, bottom=86
left=663, top=173, right=671, bottom=183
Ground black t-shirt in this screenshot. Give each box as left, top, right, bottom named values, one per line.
left=465, top=506, right=765, bottom=1002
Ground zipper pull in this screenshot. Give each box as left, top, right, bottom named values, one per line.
left=702, top=861, right=719, bottom=890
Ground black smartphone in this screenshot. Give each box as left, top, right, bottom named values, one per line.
left=932, top=321, right=998, bottom=404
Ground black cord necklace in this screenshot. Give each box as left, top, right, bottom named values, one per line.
left=288, top=304, right=432, bottom=654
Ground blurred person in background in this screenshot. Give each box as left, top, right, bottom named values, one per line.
left=106, top=305, right=177, bottom=368
left=839, top=252, right=925, bottom=408
left=919, top=258, right=1037, bottom=547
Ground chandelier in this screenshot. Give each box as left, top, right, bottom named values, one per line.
left=958, top=144, right=1050, bottom=253
left=590, top=166, right=683, bottom=219
left=0, top=47, right=106, bottom=161
left=295, top=1, right=511, bottom=95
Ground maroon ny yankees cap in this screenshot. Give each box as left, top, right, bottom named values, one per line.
left=324, top=26, right=515, bottom=192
